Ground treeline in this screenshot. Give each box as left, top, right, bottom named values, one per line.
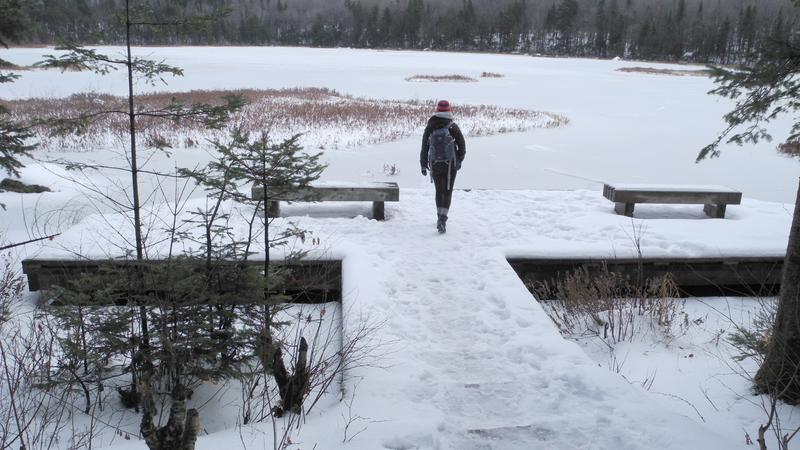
left=18, top=0, right=800, bottom=64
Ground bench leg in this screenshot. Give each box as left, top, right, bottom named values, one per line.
left=614, top=202, right=635, bottom=217
left=372, top=201, right=385, bottom=221
left=267, top=201, right=280, bottom=218
left=704, top=204, right=727, bottom=218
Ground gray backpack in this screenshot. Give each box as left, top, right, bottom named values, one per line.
left=427, top=123, right=456, bottom=169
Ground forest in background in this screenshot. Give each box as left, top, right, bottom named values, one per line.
left=11, top=0, right=800, bottom=65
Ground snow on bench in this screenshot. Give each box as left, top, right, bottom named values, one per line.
left=602, top=183, right=742, bottom=218
left=251, top=181, right=399, bottom=221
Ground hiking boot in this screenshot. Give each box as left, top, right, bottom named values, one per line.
left=436, top=214, right=447, bottom=234
left=436, top=208, right=449, bottom=234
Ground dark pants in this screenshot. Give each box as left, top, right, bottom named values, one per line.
left=432, top=162, right=457, bottom=211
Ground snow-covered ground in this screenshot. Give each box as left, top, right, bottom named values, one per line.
left=1, top=46, right=799, bottom=449
left=18, top=188, right=794, bottom=450
left=575, top=296, right=793, bottom=450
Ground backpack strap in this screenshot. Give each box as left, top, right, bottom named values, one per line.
left=446, top=121, right=456, bottom=157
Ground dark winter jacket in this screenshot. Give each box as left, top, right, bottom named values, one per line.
left=420, top=114, right=466, bottom=171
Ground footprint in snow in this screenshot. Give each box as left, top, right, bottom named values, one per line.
left=383, top=434, right=433, bottom=450
left=488, top=295, right=507, bottom=310
left=491, top=308, right=511, bottom=320
left=515, top=318, right=533, bottom=328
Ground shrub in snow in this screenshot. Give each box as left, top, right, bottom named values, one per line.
left=533, top=264, right=689, bottom=344
left=778, top=141, right=800, bottom=157
left=616, top=67, right=712, bottom=77
left=727, top=298, right=776, bottom=363
left=383, top=163, right=400, bottom=176
left=405, top=74, right=478, bottom=82
left=0, top=178, right=50, bottom=193
left=0, top=256, right=73, bottom=450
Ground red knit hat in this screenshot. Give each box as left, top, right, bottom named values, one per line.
left=436, top=100, right=451, bottom=112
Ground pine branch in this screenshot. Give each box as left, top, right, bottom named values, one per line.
left=0, top=72, right=20, bottom=84
left=700, top=37, right=800, bottom=161
left=37, top=45, right=124, bottom=74
left=130, top=57, right=183, bottom=85
left=0, top=115, right=36, bottom=177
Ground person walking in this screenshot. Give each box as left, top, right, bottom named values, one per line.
left=420, top=100, right=466, bottom=234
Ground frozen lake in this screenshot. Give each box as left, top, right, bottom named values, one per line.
left=1, top=46, right=796, bottom=203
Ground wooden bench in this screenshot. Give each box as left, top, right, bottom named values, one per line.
left=251, top=182, right=399, bottom=221
left=602, top=183, right=742, bottom=218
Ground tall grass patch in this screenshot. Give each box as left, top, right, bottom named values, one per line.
left=11, top=88, right=568, bottom=152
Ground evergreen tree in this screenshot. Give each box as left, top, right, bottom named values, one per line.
left=670, top=1, right=687, bottom=59
left=379, top=6, right=394, bottom=47
left=688, top=0, right=706, bottom=61
left=607, top=0, right=627, bottom=57
left=0, top=98, right=34, bottom=179
left=309, top=15, right=327, bottom=47
left=701, top=2, right=800, bottom=405
left=676, top=0, right=686, bottom=22
left=366, top=5, right=380, bottom=47
left=37, top=3, right=242, bottom=448
left=552, top=0, right=579, bottom=55
left=0, top=0, right=30, bottom=49
left=594, top=0, right=609, bottom=58
left=497, top=0, right=527, bottom=52
left=459, top=0, right=477, bottom=49
left=0, top=0, right=35, bottom=179
left=403, top=0, right=424, bottom=48
left=770, top=12, right=788, bottom=45
left=715, top=17, right=732, bottom=64
left=635, top=15, right=658, bottom=60
left=187, top=129, right=326, bottom=416
left=738, top=5, right=757, bottom=59
left=7, top=0, right=798, bottom=63
left=346, top=0, right=366, bottom=47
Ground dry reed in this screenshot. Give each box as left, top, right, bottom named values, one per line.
left=616, top=67, right=713, bottom=77
left=9, top=87, right=568, bottom=152
left=405, top=74, right=478, bottom=82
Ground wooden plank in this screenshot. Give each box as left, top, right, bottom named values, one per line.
left=252, top=182, right=399, bottom=202
left=507, top=256, right=783, bottom=297
left=603, top=183, right=742, bottom=205
left=610, top=190, right=741, bottom=204
left=21, top=259, right=342, bottom=298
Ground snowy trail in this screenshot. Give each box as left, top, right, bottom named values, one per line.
left=269, top=189, right=784, bottom=450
